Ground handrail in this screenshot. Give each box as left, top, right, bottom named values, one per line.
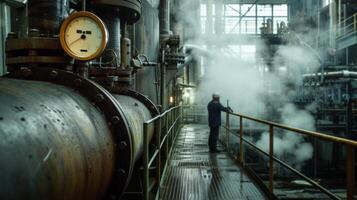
left=336, top=13, right=357, bottom=38
left=318, top=13, right=357, bottom=46
left=229, top=112, right=357, bottom=147
left=142, top=105, right=183, bottom=200
left=224, top=110, right=356, bottom=200
left=223, top=126, right=341, bottom=200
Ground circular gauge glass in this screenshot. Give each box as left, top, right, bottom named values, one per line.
left=60, top=11, right=108, bottom=61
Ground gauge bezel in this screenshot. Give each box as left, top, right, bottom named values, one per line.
left=59, top=11, right=108, bottom=61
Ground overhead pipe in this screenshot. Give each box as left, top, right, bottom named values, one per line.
left=177, top=44, right=212, bottom=71
left=303, top=70, right=357, bottom=80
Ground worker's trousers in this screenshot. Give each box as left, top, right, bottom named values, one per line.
left=208, top=126, right=219, bottom=151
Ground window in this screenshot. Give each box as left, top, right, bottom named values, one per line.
left=257, top=4, right=272, bottom=16
left=225, top=4, right=240, bottom=17
left=200, top=3, right=288, bottom=35
left=240, top=4, right=256, bottom=16
left=273, top=4, right=288, bottom=16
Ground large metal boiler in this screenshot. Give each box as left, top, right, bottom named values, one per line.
left=0, top=0, right=160, bottom=199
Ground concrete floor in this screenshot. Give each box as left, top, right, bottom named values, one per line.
left=159, top=124, right=267, bottom=200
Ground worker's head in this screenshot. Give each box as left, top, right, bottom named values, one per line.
left=212, top=93, right=220, bottom=101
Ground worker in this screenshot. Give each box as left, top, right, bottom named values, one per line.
left=207, top=93, right=233, bottom=153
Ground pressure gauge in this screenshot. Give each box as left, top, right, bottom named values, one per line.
left=60, top=11, right=108, bottom=61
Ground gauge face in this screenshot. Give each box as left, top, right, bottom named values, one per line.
left=60, top=11, right=108, bottom=61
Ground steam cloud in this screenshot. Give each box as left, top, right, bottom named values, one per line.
left=175, top=2, right=319, bottom=168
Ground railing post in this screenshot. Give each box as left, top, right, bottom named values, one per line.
left=155, top=119, right=162, bottom=195
left=143, top=123, right=149, bottom=200
left=180, top=105, right=183, bottom=125
left=269, top=125, right=274, bottom=200
left=347, top=145, right=355, bottom=200
left=226, top=111, right=230, bottom=150
left=239, top=116, right=244, bottom=166
left=165, top=113, right=169, bottom=158
left=169, top=110, right=173, bottom=147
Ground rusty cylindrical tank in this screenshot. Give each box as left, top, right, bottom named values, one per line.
left=0, top=68, right=159, bottom=199
left=0, top=78, right=115, bottom=200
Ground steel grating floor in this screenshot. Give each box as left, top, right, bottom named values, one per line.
left=159, top=124, right=267, bottom=200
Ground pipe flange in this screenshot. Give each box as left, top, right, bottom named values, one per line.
left=110, top=88, right=160, bottom=117
left=91, top=0, right=141, bottom=24
left=5, top=67, right=134, bottom=199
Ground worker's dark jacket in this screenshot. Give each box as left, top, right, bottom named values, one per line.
left=207, top=100, right=228, bottom=127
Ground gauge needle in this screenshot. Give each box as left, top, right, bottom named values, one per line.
left=69, top=37, right=82, bottom=46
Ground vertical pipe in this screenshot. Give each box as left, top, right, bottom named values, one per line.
left=346, top=145, right=355, bottom=200
left=82, top=0, right=86, bottom=11
left=143, top=123, right=149, bottom=200
left=159, top=0, right=170, bottom=35
left=155, top=119, right=162, bottom=195
left=239, top=116, right=244, bottom=165
left=27, top=0, right=69, bottom=36
left=160, top=53, right=166, bottom=108
left=269, top=125, right=274, bottom=199
left=338, top=0, right=341, bottom=34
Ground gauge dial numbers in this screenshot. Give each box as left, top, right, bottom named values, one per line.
left=60, top=11, right=108, bottom=61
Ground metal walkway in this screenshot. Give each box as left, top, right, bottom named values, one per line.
left=159, top=124, right=267, bottom=200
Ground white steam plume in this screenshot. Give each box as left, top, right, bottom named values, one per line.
left=174, top=1, right=319, bottom=167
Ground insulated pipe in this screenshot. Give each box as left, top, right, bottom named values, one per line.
left=0, top=77, right=157, bottom=199
left=303, top=70, right=357, bottom=80
left=177, top=55, right=193, bottom=71
left=177, top=44, right=212, bottom=71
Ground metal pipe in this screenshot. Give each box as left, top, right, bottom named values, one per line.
left=113, top=94, right=154, bottom=161
left=82, top=0, right=86, bottom=11
left=303, top=70, right=357, bottom=80
left=178, top=83, right=196, bottom=88
left=94, top=9, right=121, bottom=66
left=143, top=123, right=149, bottom=200
left=159, top=0, right=170, bottom=36
left=0, top=78, right=115, bottom=200
left=177, top=55, right=193, bottom=71
left=0, top=78, right=158, bottom=200
left=27, top=0, right=69, bottom=36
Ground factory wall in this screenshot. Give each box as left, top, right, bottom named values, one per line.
left=134, top=0, right=160, bottom=104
